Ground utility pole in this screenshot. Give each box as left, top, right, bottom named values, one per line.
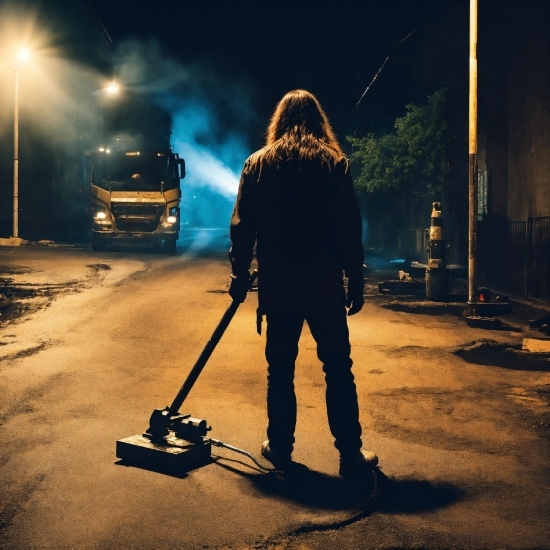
left=11, top=48, right=30, bottom=241
left=13, top=61, right=20, bottom=239
left=468, top=0, right=478, bottom=316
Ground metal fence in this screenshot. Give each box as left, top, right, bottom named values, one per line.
left=527, top=217, right=550, bottom=302
left=478, top=217, right=550, bottom=303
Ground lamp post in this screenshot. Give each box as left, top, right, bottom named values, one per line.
left=12, top=48, right=30, bottom=240
left=468, top=0, right=478, bottom=316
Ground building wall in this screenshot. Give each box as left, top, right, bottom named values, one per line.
left=506, top=1, right=550, bottom=220
left=478, top=1, right=510, bottom=221
left=480, top=1, right=550, bottom=222
left=477, top=1, right=550, bottom=302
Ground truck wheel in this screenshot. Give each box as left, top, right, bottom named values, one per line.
left=91, top=237, right=107, bottom=251
left=165, top=235, right=177, bottom=254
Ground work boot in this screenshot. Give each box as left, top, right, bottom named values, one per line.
left=339, top=450, right=379, bottom=477
left=261, top=441, right=292, bottom=470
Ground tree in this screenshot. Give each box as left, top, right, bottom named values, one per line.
left=347, top=88, right=450, bottom=202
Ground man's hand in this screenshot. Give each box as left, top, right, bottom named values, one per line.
left=346, top=277, right=364, bottom=316
left=229, top=272, right=252, bottom=303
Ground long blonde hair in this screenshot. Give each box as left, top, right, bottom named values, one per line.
left=264, top=89, right=343, bottom=162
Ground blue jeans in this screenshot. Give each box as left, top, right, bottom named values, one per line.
left=265, top=308, right=363, bottom=458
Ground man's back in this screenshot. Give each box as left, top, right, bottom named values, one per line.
left=232, top=147, right=363, bottom=312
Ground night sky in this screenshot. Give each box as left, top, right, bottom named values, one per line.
left=45, top=0, right=468, bottom=149
left=0, top=0, right=472, bottom=235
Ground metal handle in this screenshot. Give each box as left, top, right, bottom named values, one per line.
left=168, top=270, right=258, bottom=415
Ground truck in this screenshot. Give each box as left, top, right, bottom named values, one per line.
left=88, top=135, right=186, bottom=253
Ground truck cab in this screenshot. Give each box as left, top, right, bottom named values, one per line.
left=89, top=137, right=185, bottom=253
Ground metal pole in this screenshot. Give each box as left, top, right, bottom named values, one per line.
left=168, top=271, right=258, bottom=416
left=468, top=0, right=478, bottom=316
left=13, top=63, right=19, bottom=239
left=168, top=299, right=240, bottom=415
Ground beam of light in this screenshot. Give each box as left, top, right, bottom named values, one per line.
left=9, top=56, right=104, bottom=148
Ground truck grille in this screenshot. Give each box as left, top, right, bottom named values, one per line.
left=111, top=202, right=165, bottom=232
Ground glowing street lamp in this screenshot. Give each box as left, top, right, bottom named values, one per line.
left=106, top=81, right=120, bottom=95
left=18, top=48, right=30, bottom=61
left=12, top=48, right=31, bottom=240
left=93, top=81, right=120, bottom=97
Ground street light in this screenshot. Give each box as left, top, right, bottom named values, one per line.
left=93, top=81, right=121, bottom=97
left=106, top=81, right=120, bottom=95
left=18, top=48, right=30, bottom=61
left=11, top=48, right=31, bottom=240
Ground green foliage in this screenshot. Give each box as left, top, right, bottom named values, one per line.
left=347, top=88, right=450, bottom=200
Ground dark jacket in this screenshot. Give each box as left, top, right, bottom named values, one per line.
left=229, top=145, right=364, bottom=313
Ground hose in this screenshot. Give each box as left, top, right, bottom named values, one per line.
left=208, top=438, right=273, bottom=472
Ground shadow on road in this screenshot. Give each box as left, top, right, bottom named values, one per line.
left=455, top=340, right=550, bottom=371
left=215, top=459, right=375, bottom=511
left=375, top=472, right=466, bottom=514
left=249, top=463, right=377, bottom=511
left=114, top=456, right=220, bottom=479
left=217, top=461, right=465, bottom=516
left=115, top=459, right=189, bottom=478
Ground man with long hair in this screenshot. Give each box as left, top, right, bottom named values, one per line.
left=229, top=89, right=378, bottom=477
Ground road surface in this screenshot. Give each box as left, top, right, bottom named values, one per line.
left=0, top=233, right=549, bottom=549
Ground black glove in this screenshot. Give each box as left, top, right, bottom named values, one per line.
left=229, top=272, right=251, bottom=303
left=346, top=276, right=364, bottom=316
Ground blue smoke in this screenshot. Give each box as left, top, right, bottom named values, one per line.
left=113, top=39, right=256, bottom=249
left=171, top=102, right=248, bottom=230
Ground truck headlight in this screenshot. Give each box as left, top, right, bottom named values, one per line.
left=167, top=215, right=177, bottom=224
left=95, top=211, right=107, bottom=220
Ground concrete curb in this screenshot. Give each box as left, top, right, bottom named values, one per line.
left=0, top=237, right=28, bottom=247
left=0, top=238, right=78, bottom=248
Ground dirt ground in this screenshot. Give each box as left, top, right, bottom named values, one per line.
left=0, top=240, right=549, bottom=549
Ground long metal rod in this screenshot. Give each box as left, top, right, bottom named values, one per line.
left=468, top=0, right=478, bottom=316
left=13, top=64, right=19, bottom=239
left=168, top=271, right=258, bottom=415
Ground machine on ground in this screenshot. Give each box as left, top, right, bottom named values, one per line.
left=115, top=272, right=269, bottom=474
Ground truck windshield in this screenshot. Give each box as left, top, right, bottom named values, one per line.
left=92, top=152, right=175, bottom=191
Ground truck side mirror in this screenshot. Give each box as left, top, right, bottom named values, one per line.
left=178, top=158, right=186, bottom=179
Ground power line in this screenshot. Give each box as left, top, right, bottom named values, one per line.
left=78, top=0, right=116, bottom=58
left=354, top=1, right=442, bottom=110
left=354, top=56, right=391, bottom=111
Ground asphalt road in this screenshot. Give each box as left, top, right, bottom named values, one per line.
left=0, top=235, right=549, bottom=549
